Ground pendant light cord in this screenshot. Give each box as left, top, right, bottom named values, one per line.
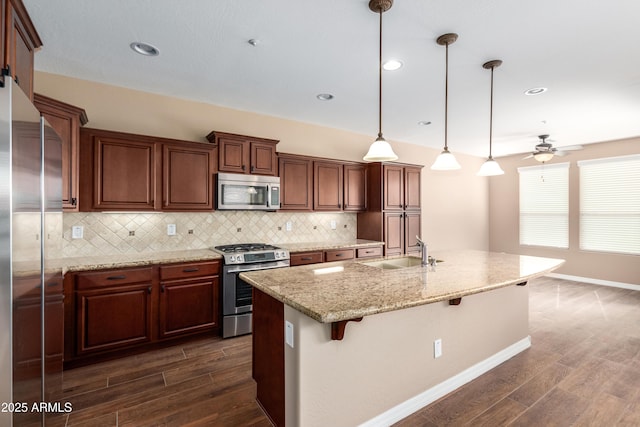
left=444, top=42, right=449, bottom=151
left=378, top=9, right=383, bottom=139
left=489, top=65, right=494, bottom=159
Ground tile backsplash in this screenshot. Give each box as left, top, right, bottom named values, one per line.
left=63, top=211, right=357, bottom=257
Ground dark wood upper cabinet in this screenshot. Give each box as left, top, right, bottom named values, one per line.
left=162, top=143, right=214, bottom=211
left=206, top=131, right=278, bottom=176
left=314, top=160, right=343, bottom=211
left=34, top=94, right=88, bottom=211
left=5, top=0, right=42, bottom=100
left=278, top=153, right=313, bottom=211
left=80, top=128, right=215, bottom=212
left=344, top=163, right=367, bottom=211
left=357, top=162, right=423, bottom=256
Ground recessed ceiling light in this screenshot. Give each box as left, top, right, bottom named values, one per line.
left=248, top=39, right=259, bottom=46
left=383, top=59, right=403, bottom=71
left=130, top=42, right=159, bottom=56
left=316, top=93, right=334, bottom=101
left=524, top=87, right=547, bottom=96
left=417, top=120, right=431, bottom=126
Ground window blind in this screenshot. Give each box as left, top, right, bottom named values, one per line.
left=518, top=163, right=569, bottom=248
left=578, top=154, right=640, bottom=255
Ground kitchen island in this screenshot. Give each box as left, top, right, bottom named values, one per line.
left=240, top=250, right=564, bottom=427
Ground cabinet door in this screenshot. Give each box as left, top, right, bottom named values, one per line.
left=404, top=166, right=422, bottom=211
left=344, top=164, right=367, bottom=211
left=250, top=141, right=277, bottom=175
left=92, top=134, right=157, bottom=210
left=218, top=136, right=249, bottom=174
left=76, top=283, right=153, bottom=355
left=163, top=143, right=214, bottom=211
left=383, top=165, right=404, bottom=210
left=6, top=0, right=41, bottom=100
left=278, top=154, right=313, bottom=211
left=314, top=161, right=343, bottom=211
left=384, top=212, right=404, bottom=256
left=34, top=94, right=88, bottom=211
left=159, top=276, right=219, bottom=339
left=404, top=212, right=422, bottom=255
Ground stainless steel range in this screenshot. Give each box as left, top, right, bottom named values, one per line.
left=212, top=243, right=290, bottom=338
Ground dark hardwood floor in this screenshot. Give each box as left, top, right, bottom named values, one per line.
left=56, top=277, right=640, bottom=426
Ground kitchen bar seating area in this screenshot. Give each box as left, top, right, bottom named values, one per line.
left=48, top=277, right=640, bottom=426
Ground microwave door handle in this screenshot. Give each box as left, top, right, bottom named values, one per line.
left=266, top=184, right=271, bottom=208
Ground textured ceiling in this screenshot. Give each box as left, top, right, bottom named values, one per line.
left=23, top=0, right=640, bottom=158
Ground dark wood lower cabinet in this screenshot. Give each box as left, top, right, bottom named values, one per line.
left=77, top=284, right=153, bottom=355
left=159, top=276, right=219, bottom=339
left=65, top=261, right=221, bottom=367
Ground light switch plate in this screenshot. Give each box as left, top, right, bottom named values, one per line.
left=71, top=225, right=83, bottom=239
left=434, top=338, right=442, bottom=358
left=167, top=224, right=177, bottom=236
left=285, top=221, right=292, bottom=232
left=285, top=321, right=294, bottom=348
left=330, top=220, right=337, bottom=230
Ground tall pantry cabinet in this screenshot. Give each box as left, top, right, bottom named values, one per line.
left=357, top=162, right=423, bottom=256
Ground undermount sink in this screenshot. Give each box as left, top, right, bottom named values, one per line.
left=361, top=257, right=424, bottom=270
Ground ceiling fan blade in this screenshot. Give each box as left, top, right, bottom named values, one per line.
left=522, top=153, right=534, bottom=159
left=554, top=150, right=571, bottom=156
left=556, top=144, right=583, bottom=151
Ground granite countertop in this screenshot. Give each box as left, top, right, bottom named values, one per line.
left=239, top=249, right=565, bottom=323
left=62, top=249, right=223, bottom=274
left=279, top=239, right=383, bottom=253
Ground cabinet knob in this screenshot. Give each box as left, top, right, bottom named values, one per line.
left=161, top=285, right=165, bottom=293
left=251, top=165, right=255, bottom=172
left=14, top=75, right=19, bottom=86
left=147, top=286, right=152, bottom=294
left=242, top=165, right=246, bottom=171
left=71, top=197, right=77, bottom=206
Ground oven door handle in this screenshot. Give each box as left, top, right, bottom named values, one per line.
left=225, top=261, right=289, bottom=274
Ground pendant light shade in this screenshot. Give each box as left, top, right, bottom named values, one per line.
left=431, top=33, right=460, bottom=171
left=477, top=59, right=504, bottom=176
left=363, top=0, right=398, bottom=162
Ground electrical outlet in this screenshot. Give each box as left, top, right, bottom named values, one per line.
left=285, top=321, right=294, bottom=348
left=330, top=220, right=337, bottom=230
left=167, top=224, right=176, bottom=236
left=71, top=225, right=83, bottom=239
left=285, top=221, right=292, bottom=231
left=434, top=338, right=442, bottom=358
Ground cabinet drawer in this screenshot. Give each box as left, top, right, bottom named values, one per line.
left=76, top=267, right=153, bottom=290
left=356, top=247, right=383, bottom=259
left=290, top=251, right=323, bottom=266
left=160, top=261, right=220, bottom=281
left=324, top=249, right=355, bottom=262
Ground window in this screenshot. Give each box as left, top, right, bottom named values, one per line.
left=578, top=154, right=640, bottom=255
left=518, top=163, right=569, bottom=248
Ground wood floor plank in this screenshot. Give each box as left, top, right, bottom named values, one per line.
left=572, top=392, right=627, bottom=427
left=467, top=397, right=528, bottom=427
left=508, top=362, right=573, bottom=407
left=509, top=387, right=589, bottom=426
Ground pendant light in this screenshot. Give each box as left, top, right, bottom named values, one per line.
left=431, top=33, right=461, bottom=170
left=363, top=0, right=398, bottom=162
left=477, top=60, right=505, bottom=176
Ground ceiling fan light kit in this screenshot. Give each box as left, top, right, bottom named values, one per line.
left=363, top=0, right=398, bottom=162
left=477, top=60, right=505, bottom=176
left=431, top=33, right=461, bottom=170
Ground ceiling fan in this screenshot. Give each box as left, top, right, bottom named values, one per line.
left=523, top=135, right=583, bottom=162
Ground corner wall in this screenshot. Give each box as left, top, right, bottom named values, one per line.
left=489, top=137, right=640, bottom=285
left=35, top=72, right=489, bottom=253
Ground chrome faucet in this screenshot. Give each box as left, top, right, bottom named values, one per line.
left=416, top=236, right=428, bottom=267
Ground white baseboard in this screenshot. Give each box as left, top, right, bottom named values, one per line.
left=359, top=336, right=532, bottom=427
left=546, top=273, right=639, bottom=291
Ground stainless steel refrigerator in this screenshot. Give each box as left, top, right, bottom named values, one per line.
left=0, top=79, right=64, bottom=426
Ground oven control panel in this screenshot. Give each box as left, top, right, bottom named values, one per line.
left=224, top=250, right=289, bottom=265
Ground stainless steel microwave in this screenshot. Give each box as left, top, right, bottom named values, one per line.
left=216, top=172, right=281, bottom=211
